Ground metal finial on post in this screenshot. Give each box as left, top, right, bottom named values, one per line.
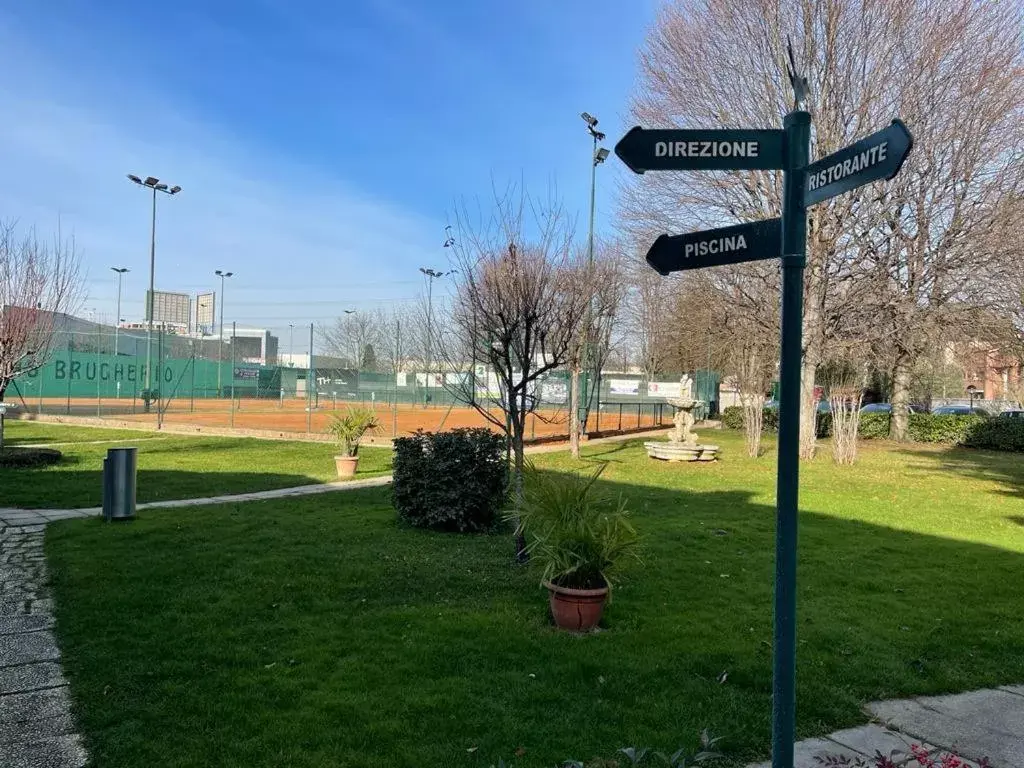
left=786, top=38, right=809, bottom=110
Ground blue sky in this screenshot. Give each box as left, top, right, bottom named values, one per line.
left=0, top=0, right=655, bottom=341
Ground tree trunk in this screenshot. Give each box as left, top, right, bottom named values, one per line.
left=569, top=364, right=581, bottom=458
left=891, top=355, right=912, bottom=442
left=511, top=414, right=528, bottom=563
left=799, top=353, right=819, bottom=460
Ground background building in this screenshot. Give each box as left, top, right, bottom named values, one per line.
left=221, top=327, right=279, bottom=366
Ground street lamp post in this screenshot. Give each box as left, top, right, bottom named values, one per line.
left=967, top=384, right=981, bottom=412
left=110, top=267, right=129, bottom=357
left=578, top=113, right=609, bottom=440
left=418, top=267, right=456, bottom=405
left=289, top=324, right=295, bottom=367
left=127, top=174, right=181, bottom=412
left=215, top=270, right=234, bottom=396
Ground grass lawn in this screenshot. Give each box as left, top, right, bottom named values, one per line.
left=45, top=431, right=1024, bottom=767
left=1, top=421, right=392, bottom=508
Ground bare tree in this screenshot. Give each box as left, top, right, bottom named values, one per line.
left=373, top=306, right=414, bottom=378
left=624, top=254, right=676, bottom=380
left=855, top=0, right=1024, bottom=440
left=0, top=221, right=82, bottom=404
left=318, top=310, right=382, bottom=370
left=568, top=241, right=629, bottom=457
left=621, top=0, right=1024, bottom=458
left=435, top=187, right=590, bottom=556
left=728, top=329, right=776, bottom=458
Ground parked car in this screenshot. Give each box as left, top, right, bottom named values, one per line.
left=932, top=404, right=991, bottom=416
left=999, top=409, right=1024, bottom=419
left=859, top=403, right=923, bottom=414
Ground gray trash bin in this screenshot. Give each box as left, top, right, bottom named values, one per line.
left=103, top=447, right=137, bottom=521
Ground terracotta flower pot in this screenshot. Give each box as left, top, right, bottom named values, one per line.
left=545, top=581, right=609, bottom=632
left=334, top=455, right=359, bottom=479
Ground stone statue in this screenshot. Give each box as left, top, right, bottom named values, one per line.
left=645, top=397, right=718, bottom=462
left=666, top=398, right=700, bottom=445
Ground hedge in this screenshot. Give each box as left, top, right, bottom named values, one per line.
left=720, top=405, right=778, bottom=432
left=906, top=413, right=986, bottom=444
left=0, top=447, right=62, bottom=468
left=718, top=405, right=1024, bottom=450
left=392, top=428, right=508, bottom=532
left=857, top=412, right=891, bottom=439
left=962, top=417, right=1024, bottom=451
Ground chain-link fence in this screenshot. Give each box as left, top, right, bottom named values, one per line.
left=8, top=328, right=720, bottom=439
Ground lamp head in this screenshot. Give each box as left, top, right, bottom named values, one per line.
left=594, top=147, right=610, bottom=165
left=143, top=176, right=159, bottom=187
left=127, top=174, right=142, bottom=184
left=169, top=185, right=182, bottom=194
left=581, top=112, right=597, bottom=127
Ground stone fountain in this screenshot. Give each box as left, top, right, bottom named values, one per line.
left=644, top=398, right=719, bottom=462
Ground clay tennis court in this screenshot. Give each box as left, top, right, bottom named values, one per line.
left=22, top=397, right=667, bottom=439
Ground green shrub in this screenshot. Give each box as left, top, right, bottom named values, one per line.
left=392, top=428, right=508, bottom=532
left=963, top=418, right=1024, bottom=451
left=0, top=447, right=62, bottom=468
left=509, top=463, right=640, bottom=591
left=720, top=405, right=779, bottom=433
left=721, top=406, right=743, bottom=430
left=326, top=407, right=380, bottom=456
left=816, top=411, right=832, bottom=439
left=857, top=412, right=891, bottom=439
left=907, top=413, right=987, bottom=444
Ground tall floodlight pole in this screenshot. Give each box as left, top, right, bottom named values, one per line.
left=127, top=175, right=180, bottom=411
left=110, top=267, right=129, bottom=356
left=289, top=324, right=295, bottom=366
left=580, top=112, right=610, bottom=438
left=215, top=269, right=234, bottom=396
left=418, top=267, right=456, bottom=405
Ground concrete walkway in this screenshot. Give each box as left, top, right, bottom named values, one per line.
left=0, top=475, right=393, bottom=527
left=748, top=685, right=1024, bottom=767
left=0, top=523, right=88, bottom=767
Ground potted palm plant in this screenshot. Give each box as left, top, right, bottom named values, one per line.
left=326, top=407, right=380, bottom=478
left=509, top=462, right=640, bottom=632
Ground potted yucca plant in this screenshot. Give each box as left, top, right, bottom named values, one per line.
left=326, top=407, right=380, bottom=478
left=509, top=462, right=640, bottom=632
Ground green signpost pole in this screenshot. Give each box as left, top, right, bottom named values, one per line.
left=616, top=98, right=910, bottom=768
left=772, top=108, right=811, bottom=768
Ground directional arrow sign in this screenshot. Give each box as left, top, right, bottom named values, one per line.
left=645, top=218, right=782, bottom=276
left=615, top=127, right=785, bottom=173
left=804, top=119, right=913, bottom=206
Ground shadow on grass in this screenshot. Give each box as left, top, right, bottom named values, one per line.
left=896, top=444, right=1024, bottom=499
left=43, top=465, right=1024, bottom=768
left=3, top=469, right=329, bottom=510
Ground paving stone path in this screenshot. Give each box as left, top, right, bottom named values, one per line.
left=0, top=523, right=87, bottom=768
left=0, top=474, right=393, bottom=527
left=748, top=685, right=1024, bottom=767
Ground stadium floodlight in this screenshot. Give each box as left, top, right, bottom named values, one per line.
left=110, top=267, right=130, bottom=357
left=215, top=270, right=234, bottom=396
left=580, top=112, right=610, bottom=440
left=127, top=172, right=183, bottom=412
